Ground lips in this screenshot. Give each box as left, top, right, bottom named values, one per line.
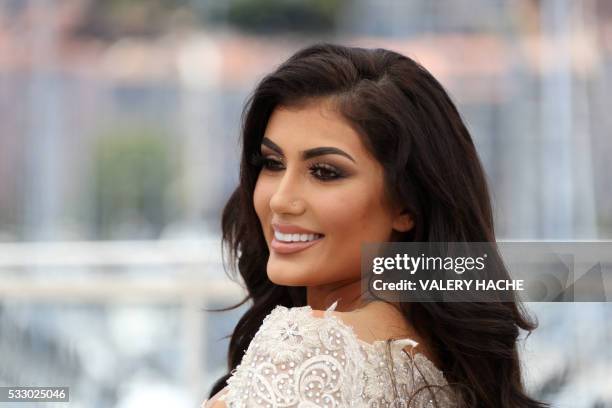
left=270, top=222, right=325, bottom=254
left=271, top=222, right=322, bottom=235
left=270, top=234, right=324, bottom=254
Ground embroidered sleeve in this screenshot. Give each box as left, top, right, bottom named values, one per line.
left=222, top=304, right=366, bottom=408
left=360, top=341, right=457, bottom=407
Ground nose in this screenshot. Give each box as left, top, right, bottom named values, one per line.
left=269, top=168, right=305, bottom=215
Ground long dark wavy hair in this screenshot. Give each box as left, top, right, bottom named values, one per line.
left=208, top=43, right=546, bottom=408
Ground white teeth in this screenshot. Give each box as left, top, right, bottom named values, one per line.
left=274, top=230, right=323, bottom=243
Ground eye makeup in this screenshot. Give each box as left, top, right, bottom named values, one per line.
left=249, top=152, right=348, bottom=181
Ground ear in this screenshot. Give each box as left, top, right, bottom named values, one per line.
left=392, top=210, right=414, bottom=232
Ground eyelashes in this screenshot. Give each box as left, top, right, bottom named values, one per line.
left=249, top=152, right=346, bottom=181
left=248, top=153, right=276, bottom=168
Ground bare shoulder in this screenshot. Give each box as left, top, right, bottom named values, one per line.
left=202, top=399, right=226, bottom=408
left=201, top=387, right=229, bottom=408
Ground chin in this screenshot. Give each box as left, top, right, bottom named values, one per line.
left=267, top=264, right=313, bottom=287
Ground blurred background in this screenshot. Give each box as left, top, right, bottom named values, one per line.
left=0, top=0, right=611, bottom=406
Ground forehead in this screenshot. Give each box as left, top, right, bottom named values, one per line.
left=263, top=99, right=365, bottom=154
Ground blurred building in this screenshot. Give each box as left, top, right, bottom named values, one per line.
left=0, top=0, right=611, bottom=407
left=0, top=0, right=610, bottom=243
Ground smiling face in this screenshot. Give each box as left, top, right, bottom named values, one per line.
left=253, top=98, right=413, bottom=287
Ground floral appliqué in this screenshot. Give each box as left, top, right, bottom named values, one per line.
left=255, top=307, right=323, bottom=364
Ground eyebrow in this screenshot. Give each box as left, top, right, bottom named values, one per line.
left=261, top=137, right=356, bottom=163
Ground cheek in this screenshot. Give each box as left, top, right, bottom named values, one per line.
left=322, top=190, right=388, bottom=238
left=325, top=199, right=364, bottom=269
left=316, top=191, right=389, bottom=279
left=253, top=177, right=272, bottom=224
left=322, top=195, right=363, bottom=231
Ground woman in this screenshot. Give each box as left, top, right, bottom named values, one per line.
left=204, top=43, right=546, bottom=407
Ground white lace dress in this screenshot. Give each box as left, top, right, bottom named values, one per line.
left=202, top=300, right=456, bottom=407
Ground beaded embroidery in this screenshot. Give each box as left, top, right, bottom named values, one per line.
left=211, top=300, right=456, bottom=407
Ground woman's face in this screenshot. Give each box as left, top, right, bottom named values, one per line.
left=253, top=98, right=413, bottom=287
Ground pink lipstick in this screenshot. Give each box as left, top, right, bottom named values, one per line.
left=271, top=235, right=324, bottom=254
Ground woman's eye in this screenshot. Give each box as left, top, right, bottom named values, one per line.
left=262, top=158, right=284, bottom=171
left=250, top=153, right=284, bottom=171
left=262, top=157, right=283, bottom=171
left=310, top=164, right=342, bottom=181
left=251, top=153, right=344, bottom=181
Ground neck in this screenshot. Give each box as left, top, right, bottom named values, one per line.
left=306, top=278, right=371, bottom=312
